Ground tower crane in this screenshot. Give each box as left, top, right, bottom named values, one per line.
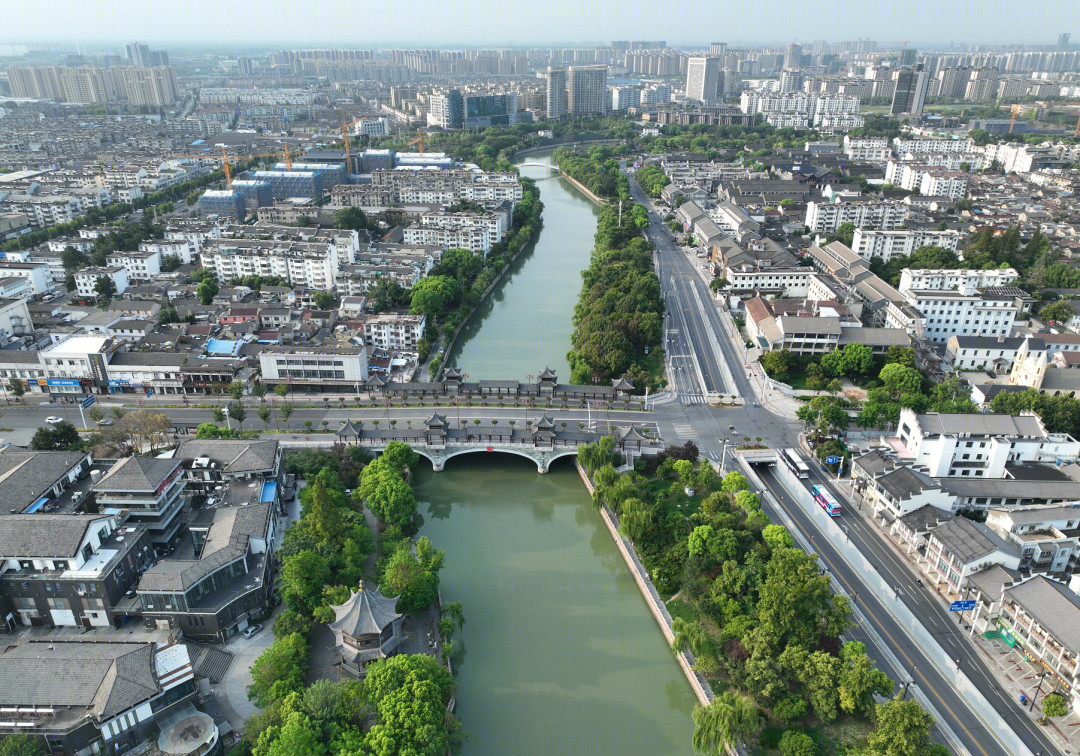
left=1074, top=113, right=1080, bottom=137
left=407, top=129, right=425, bottom=155
left=284, top=144, right=292, bottom=171
left=220, top=146, right=231, bottom=188
left=1008, top=103, right=1022, bottom=134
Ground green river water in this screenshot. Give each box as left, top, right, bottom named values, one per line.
left=415, top=149, right=696, bottom=755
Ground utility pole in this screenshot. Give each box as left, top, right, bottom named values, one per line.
left=618, top=198, right=622, bottom=226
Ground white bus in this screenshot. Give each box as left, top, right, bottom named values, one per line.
left=780, top=448, right=810, bottom=479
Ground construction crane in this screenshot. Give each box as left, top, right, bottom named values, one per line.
left=284, top=144, right=292, bottom=171
left=1009, top=103, right=1022, bottom=134
left=897, top=40, right=909, bottom=63
left=407, top=129, right=425, bottom=155
left=1074, top=113, right=1080, bottom=137
left=220, top=146, right=232, bottom=189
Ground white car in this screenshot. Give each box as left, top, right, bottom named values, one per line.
left=45, top=416, right=63, bottom=424
left=242, top=624, right=263, bottom=639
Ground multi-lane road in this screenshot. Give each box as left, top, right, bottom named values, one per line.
left=626, top=167, right=1055, bottom=755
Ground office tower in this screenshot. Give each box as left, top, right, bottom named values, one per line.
left=709, top=42, right=727, bottom=56
left=780, top=69, right=805, bottom=94
left=463, top=93, right=518, bottom=127
left=890, top=64, right=929, bottom=115
left=567, top=65, right=607, bottom=115
left=1059, top=33, right=1071, bottom=50
left=545, top=67, right=568, bottom=119
left=685, top=57, right=722, bottom=104
left=427, top=89, right=464, bottom=129
left=126, top=42, right=151, bottom=67
left=783, top=43, right=803, bottom=70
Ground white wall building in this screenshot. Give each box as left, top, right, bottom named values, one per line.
left=364, top=313, right=425, bottom=352
left=804, top=200, right=907, bottom=233
left=898, top=267, right=1019, bottom=295
left=105, top=249, right=161, bottom=283
left=895, top=408, right=1080, bottom=478
left=851, top=229, right=961, bottom=262
left=74, top=266, right=130, bottom=297
left=199, top=239, right=339, bottom=291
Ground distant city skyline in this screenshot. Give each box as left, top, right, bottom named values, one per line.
left=4, top=0, right=1079, bottom=48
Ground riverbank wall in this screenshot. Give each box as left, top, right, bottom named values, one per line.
left=575, top=460, right=714, bottom=708
left=557, top=171, right=609, bottom=206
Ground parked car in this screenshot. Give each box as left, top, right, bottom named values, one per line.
left=242, top=624, right=263, bottom=639
left=97, top=418, right=114, bottom=426
left=45, top=416, right=63, bottom=424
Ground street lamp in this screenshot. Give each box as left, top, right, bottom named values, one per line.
left=1030, top=671, right=1050, bottom=712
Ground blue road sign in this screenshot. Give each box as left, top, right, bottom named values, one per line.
left=826, top=456, right=840, bottom=464
left=949, top=600, right=977, bottom=612
left=81, top=395, right=95, bottom=409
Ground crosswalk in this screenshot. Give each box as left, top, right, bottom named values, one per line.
left=682, top=395, right=708, bottom=404
left=672, top=422, right=695, bottom=439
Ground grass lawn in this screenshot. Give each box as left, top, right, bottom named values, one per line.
left=639, top=476, right=714, bottom=518
left=666, top=597, right=700, bottom=624
left=639, top=348, right=668, bottom=391
left=752, top=717, right=874, bottom=755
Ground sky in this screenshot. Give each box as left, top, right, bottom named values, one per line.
left=6, top=0, right=1079, bottom=48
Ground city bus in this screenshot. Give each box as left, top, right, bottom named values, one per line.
left=811, top=484, right=842, bottom=516
left=780, top=448, right=810, bottom=479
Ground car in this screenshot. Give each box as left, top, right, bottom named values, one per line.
left=45, top=416, right=63, bottom=424
left=242, top=624, right=263, bottom=639
left=97, top=418, right=114, bottom=426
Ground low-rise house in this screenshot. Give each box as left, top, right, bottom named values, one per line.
left=924, top=516, right=1021, bottom=594
left=93, top=457, right=189, bottom=550
left=0, top=639, right=203, bottom=756
left=986, top=504, right=1080, bottom=575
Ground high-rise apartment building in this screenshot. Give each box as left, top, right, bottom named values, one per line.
left=936, top=66, right=973, bottom=99
left=1059, top=33, right=1071, bottom=51
left=783, top=43, right=803, bottom=70
left=237, top=58, right=253, bottom=76
left=611, top=86, right=635, bottom=110
left=890, top=65, right=929, bottom=115
left=112, top=66, right=180, bottom=107
left=709, top=42, right=728, bottom=56
left=780, top=69, right=805, bottom=94
left=545, top=67, right=568, bottom=120
left=685, top=57, right=723, bottom=104
left=965, top=67, right=1000, bottom=101
left=567, top=65, right=607, bottom=116
left=7, top=64, right=178, bottom=105
left=126, top=42, right=151, bottom=67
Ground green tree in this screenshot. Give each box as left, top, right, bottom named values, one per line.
left=1040, top=300, right=1075, bottom=324
left=862, top=697, right=935, bottom=756
left=228, top=380, right=245, bottom=400
left=760, top=349, right=792, bottom=378
left=778, top=731, right=816, bottom=756
left=8, top=378, right=24, bottom=398
left=257, top=406, right=272, bottom=429
left=383, top=536, right=444, bottom=613
left=94, top=275, right=117, bottom=300
left=879, top=363, right=922, bottom=399
left=762, top=524, right=794, bottom=550
left=274, top=383, right=289, bottom=398
left=312, top=292, right=334, bottom=310
left=254, top=709, right=322, bottom=756
left=197, top=277, right=219, bottom=305
left=247, top=633, right=309, bottom=707
left=228, top=400, right=246, bottom=430
left=364, top=653, right=460, bottom=756
left=0, top=735, right=44, bottom=756
left=838, top=642, right=894, bottom=716
left=364, top=467, right=418, bottom=528
left=409, top=275, right=458, bottom=320
left=1043, top=693, right=1068, bottom=718
left=305, top=477, right=343, bottom=546
left=30, top=421, right=81, bottom=451
left=60, top=246, right=89, bottom=271
left=280, top=550, right=331, bottom=615
left=691, top=692, right=761, bottom=755
left=333, top=206, right=369, bottom=232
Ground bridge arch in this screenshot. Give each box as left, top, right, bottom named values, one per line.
left=408, top=445, right=579, bottom=474
left=517, top=162, right=562, bottom=170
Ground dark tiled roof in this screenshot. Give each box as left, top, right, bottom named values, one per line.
left=94, top=456, right=180, bottom=494
left=0, top=641, right=159, bottom=718
left=929, top=517, right=1018, bottom=564
left=174, top=439, right=278, bottom=474
left=0, top=514, right=107, bottom=558
left=0, top=448, right=89, bottom=511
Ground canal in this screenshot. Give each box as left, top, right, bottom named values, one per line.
left=415, top=455, right=697, bottom=756
left=416, top=150, right=696, bottom=755
left=445, top=149, right=600, bottom=381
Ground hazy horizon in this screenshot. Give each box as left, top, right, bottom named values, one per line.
left=5, top=0, right=1078, bottom=49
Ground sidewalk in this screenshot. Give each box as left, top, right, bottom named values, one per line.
left=827, top=462, right=1080, bottom=755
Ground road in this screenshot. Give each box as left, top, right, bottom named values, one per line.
left=755, top=464, right=1004, bottom=756
left=0, top=401, right=657, bottom=437
left=795, top=462, right=1059, bottom=756
left=626, top=166, right=1054, bottom=754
